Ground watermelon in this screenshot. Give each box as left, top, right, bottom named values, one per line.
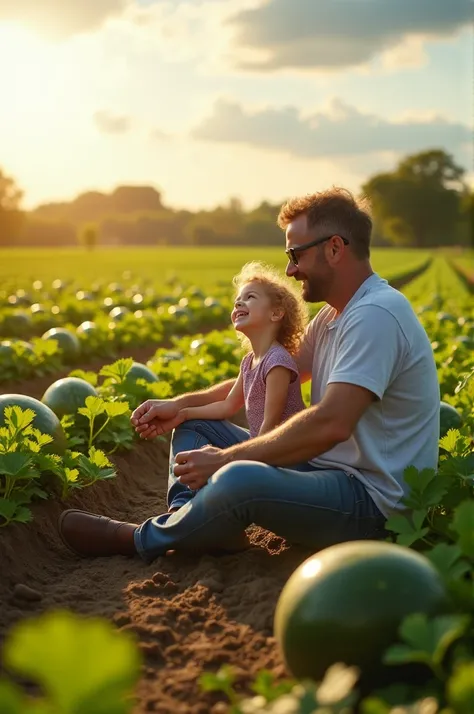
left=42, top=377, right=98, bottom=418
left=76, top=321, right=96, bottom=336
left=109, top=306, right=129, bottom=321
left=274, top=541, right=447, bottom=684
left=2, top=312, right=32, bottom=338
left=0, top=340, right=34, bottom=356
left=42, top=328, right=80, bottom=360
left=440, top=401, right=462, bottom=438
left=126, top=362, right=158, bottom=383
left=0, top=394, right=67, bottom=454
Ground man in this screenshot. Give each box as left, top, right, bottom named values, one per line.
left=58, top=187, right=440, bottom=561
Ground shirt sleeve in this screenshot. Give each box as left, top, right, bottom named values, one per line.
left=327, top=305, right=409, bottom=399
left=262, top=347, right=299, bottom=383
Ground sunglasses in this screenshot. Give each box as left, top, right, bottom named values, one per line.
left=285, top=235, right=349, bottom=266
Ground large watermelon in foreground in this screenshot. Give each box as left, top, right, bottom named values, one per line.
left=0, top=394, right=67, bottom=454
left=274, top=540, right=447, bottom=684
left=42, top=377, right=98, bottom=418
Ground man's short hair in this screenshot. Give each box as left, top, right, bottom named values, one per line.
left=277, top=187, right=373, bottom=259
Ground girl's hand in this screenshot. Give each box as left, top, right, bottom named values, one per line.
left=131, top=399, right=182, bottom=438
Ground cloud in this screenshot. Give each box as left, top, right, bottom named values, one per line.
left=191, top=98, right=472, bottom=160
left=150, top=128, right=173, bottom=141
left=227, top=0, right=472, bottom=71
left=0, top=0, right=128, bottom=40
left=93, top=110, right=132, bottom=134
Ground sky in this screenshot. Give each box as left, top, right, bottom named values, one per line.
left=0, top=0, right=472, bottom=211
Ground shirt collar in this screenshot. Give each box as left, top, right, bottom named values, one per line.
left=327, top=273, right=384, bottom=329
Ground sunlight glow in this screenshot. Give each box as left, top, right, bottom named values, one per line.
left=301, top=558, right=322, bottom=579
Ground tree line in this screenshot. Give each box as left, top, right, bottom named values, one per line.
left=0, top=149, right=472, bottom=249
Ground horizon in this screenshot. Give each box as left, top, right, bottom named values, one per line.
left=0, top=0, right=472, bottom=212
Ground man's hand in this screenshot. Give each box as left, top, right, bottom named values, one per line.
left=131, top=399, right=183, bottom=439
left=174, top=445, right=226, bottom=490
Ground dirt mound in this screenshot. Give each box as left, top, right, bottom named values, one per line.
left=0, top=435, right=312, bottom=713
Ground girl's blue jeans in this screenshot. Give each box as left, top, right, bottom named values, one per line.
left=133, top=419, right=387, bottom=562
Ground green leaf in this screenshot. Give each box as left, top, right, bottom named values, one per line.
left=455, top=367, right=474, bottom=394
left=3, top=610, right=142, bottom=713
left=0, top=452, right=33, bottom=477
left=0, top=499, right=19, bottom=521
left=99, top=358, right=134, bottom=383
left=425, top=543, right=471, bottom=582
left=11, top=506, right=33, bottom=524
left=439, top=454, right=474, bottom=481
left=447, top=663, right=474, bottom=714
left=0, top=679, right=25, bottom=714
left=199, top=665, right=236, bottom=700
left=4, top=406, right=35, bottom=432
left=439, top=429, right=462, bottom=454
left=88, top=447, right=113, bottom=469
left=64, top=468, right=79, bottom=484
left=451, top=501, right=474, bottom=558
left=385, top=511, right=429, bottom=547
left=251, top=670, right=295, bottom=703
left=0, top=499, right=32, bottom=526
left=402, top=467, right=450, bottom=510
left=78, top=397, right=105, bottom=419
left=68, top=369, right=98, bottom=387
left=30, top=430, right=54, bottom=449
left=359, top=697, right=391, bottom=714
left=104, top=402, right=130, bottom=418
left=384, top=613, right=470, bottom=669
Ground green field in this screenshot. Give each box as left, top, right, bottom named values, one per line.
left=0, top=246, right=439, bottom=286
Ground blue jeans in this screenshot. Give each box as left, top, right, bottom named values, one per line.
left=134, top=419, right=387, bottom=562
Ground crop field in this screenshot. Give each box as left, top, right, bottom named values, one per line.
left=0, top=248, right=473, bottom=714
left=0, top=246, right=435, bottom=285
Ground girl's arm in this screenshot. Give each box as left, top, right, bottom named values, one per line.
left=179, top=372, right=245, bottom=422
left=258, top=366, right=294, bottom=435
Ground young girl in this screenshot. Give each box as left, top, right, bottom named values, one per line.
left=177, top=261, right=308, bottom=437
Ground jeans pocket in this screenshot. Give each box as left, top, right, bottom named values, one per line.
left=344, top=471, right=365, bottom=506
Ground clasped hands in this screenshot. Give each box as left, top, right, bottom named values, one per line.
left=130, top=399, right=227, bottom=490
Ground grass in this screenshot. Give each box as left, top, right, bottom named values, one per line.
left=0, top=246, right=435, bottom=287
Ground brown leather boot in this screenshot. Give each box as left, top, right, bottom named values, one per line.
left=58, top=509, right=138, bottom=557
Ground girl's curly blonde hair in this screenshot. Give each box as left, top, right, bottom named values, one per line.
left=232, top=261, right=309, bottom=356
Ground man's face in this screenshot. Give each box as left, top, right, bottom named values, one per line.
left=285, top=214, right=335, bottom=303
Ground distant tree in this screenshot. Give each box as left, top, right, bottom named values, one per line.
left=110, top=186, right=163, bottom=214
left=460, top=190, right=474, bottom=247
left=0, top=167, right=24, bottom=245
left=362, top=149, right=467, bottom=247
left=20, top=218, right=76, bottom=246
left=80, top=222, right=98, bottom=251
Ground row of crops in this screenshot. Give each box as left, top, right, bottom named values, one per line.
left=0, top=249, right=439, bottom=382
left=0, top=254, right=473, bottom=713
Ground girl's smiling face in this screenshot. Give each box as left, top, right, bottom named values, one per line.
left=231, top=280, right=280, bottom=334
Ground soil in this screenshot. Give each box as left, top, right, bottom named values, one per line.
left=0, top=374, right=314, bottom=713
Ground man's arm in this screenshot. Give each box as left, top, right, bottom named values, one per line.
left=175, top=304, right=404, bottom=487
left=226, top=381, right=375, bottom=464
left=174, top=382, right=376, bottom=488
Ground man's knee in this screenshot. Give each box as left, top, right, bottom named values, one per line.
left=208, top=460, right=266, bottom=499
